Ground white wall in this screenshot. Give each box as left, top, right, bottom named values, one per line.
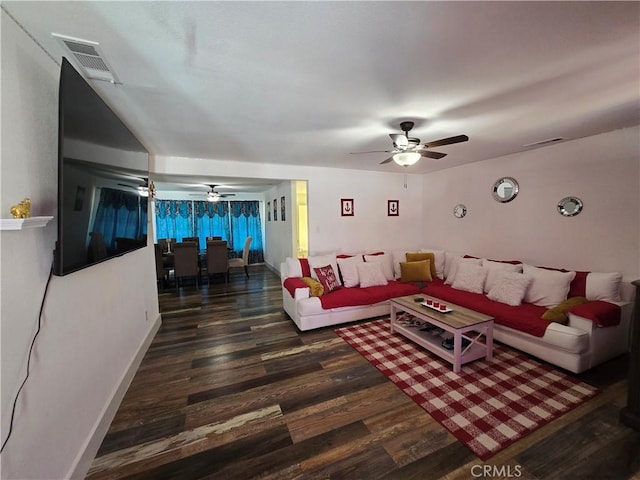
left=421, top=127, right=640, bottom=301
left=1, top=11, right=160, bottom=479
left=152, top=156, right=426, bottom=267
left=264, top=181, right=295, bottom=271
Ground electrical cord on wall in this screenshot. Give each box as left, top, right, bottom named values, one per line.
left=0, top=262, right=53, bottom=453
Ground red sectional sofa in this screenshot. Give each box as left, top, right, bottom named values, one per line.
left=280, top=251, right=632, bottom=373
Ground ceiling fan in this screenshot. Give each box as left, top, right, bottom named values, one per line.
left=351, top=121, right=469, bottom=166
left=192, top=184, right=236, bottom=202
left=117, top=177, right=153, bottom=197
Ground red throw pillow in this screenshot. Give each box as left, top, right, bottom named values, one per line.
left=314, top=265, right=341, bottom=293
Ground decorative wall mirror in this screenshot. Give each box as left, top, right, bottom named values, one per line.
left=453, top=204, right=467, bottom=218
left=557, top=196, right=583, bottom=217
left=492, top=177, right=519, bottom=203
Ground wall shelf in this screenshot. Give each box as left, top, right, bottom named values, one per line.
left=0, top=216, right=54, bottom=231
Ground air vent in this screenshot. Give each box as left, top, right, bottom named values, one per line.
left=52, top=33, right=119, bottom=83
left=523, top=137, right=566, bottom=148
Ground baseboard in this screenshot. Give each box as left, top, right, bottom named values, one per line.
left=67, top=313, right=162, bottom=479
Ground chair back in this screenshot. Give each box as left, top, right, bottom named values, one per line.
left=157, top=238, right=176, bottom=253
left=89, top=232, right=107, bottom=261
left=173, top=242, right=199, bottom=277
left=183, top=236, right=200, bottom=250
left=241, top=236, right=253, bottom=264
left=207, top=241, right=229, bottom=275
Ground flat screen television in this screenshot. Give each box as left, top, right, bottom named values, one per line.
left=54, top=57, right=149, bottom=276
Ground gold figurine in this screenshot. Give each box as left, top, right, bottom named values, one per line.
left=10, top=198, right=31, bottom=219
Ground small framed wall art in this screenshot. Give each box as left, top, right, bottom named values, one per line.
left=273, top=198, right=278, bottom=221
left=281, top=195, right=286, bottom=221
left=267, top=201, right=271, bottom=221
left=387, top=200, right=399, bottom=216
left=341, top=198, right=354, bottom=216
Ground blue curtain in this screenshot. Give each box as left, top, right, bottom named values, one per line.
left=229, top=201, right=264, bottom=264
left=92, top=188, right=147, bottom=251
left=154, top=200, right=193, bottom=242
left=193, top=201, right=231, bottom=247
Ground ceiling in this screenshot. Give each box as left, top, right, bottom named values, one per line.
left=3, top=1, right=639, bottom=194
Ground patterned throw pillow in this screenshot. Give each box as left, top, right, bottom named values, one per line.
left=313, top=265, right=341, bottom=293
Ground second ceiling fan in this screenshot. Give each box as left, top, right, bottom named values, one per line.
left=351, top=121, right=469, bottom=166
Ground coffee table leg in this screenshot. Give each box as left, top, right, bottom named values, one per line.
left=390, top=305, right=397, bottom=334
left=485, top=322, right=494, bottom=361
left=453, top=331, right=462, bottom=373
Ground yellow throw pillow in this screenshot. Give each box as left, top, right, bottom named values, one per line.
left=406, top=252, right=437, bottom=279
left=542, top=296, right=588, bottom=323
left=301, top=277, right=324, bottom=297
left=400, top=259, right=432, bottom=282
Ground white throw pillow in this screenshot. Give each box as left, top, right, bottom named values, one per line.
left=337, top=255, right=364, bottom=287
left=452, top=263, right=487, bottom=294
left=285, top=257, right=303, bottom=278
left=364, top=253, right=395, bottom=281
left=420, top=248, right=446, bottom=279
left=445, top=256, right=482, bottom=285
left=444, top=252, right=464, bottom=280
left=522, top=264, right=576, bottom=307
left=308, top=254, right=342, bottom=285
left=487, top=271, right=532, bottom=306
left=586, top=272, right=622, bottom=302
left=357, top=262, right=388, bottom=288
left=481, top=259, right=523, bottom=293
left=391, top=249, right=409, bottom=279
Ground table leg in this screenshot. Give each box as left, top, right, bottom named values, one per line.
left=453, top=330, right=462, bottom=373
left=390, top=305, right=397, bottom=333
left=485, top=322, right=494, bottom=361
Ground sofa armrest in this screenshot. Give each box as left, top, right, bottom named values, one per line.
left=567, top=301, right=631, bottom=331
left=283, top=277, right=310, bottom=300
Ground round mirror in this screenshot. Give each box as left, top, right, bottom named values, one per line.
left=557, top=196, right=583, bottom=217
left=453, top=204, right=467, bottom=218
left=492, top=177, right=519, bottom=203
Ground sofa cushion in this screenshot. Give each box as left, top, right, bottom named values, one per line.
left=452, top=263, right=487, bottom=294
left=542, top=296, right=588, bottom=323
left=445, top=256, right=482, bottom=285
left=406, top=252, right=437, bottom=279
left=337, top=255, right=364, bottom=287
left=420, top=248, right=446, bottom=279
left=357, top=262, right=388, bottom=287
left=301, top=277, right=324, bottom=297
left=424, top=278, right=549, bottom=337
left=309, top=254, right=342, bottom=286
left=522, top=264, right=576, bottom=308
left=400, top=259, right=432, bottom=282
left=314, top=265, right=341, bottom=293
left=586, top=272, right=623, bottom=302
left=318, top=280, right=421, bottom=310
left=364, top=253, right=395, bottom=281
left=487, top=270, right=532, bottom=306
left=285, top=257, right=311, bottom=278
left=481, top=259, right=523, bottom=293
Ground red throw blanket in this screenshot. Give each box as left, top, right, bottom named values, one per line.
left=319, top=281, right=421, bottom=309
left=568, top=301, right=621, bottom=327
left=424, top=279, right=550, bottom=337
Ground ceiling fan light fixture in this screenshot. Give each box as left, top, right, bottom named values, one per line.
left=137, top=185, right=149, bottom=197
left=207, top=191, right=219, bottom=202
left=393, top=151, right=421, bottom=166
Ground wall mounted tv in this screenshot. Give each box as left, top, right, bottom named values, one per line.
left=54, top=57, right=149, bottom=276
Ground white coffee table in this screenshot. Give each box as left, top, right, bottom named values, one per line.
left=390, top=294, right=494, bottom=373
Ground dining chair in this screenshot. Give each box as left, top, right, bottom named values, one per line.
left=173, top=242, right=200, bottom=291
left=229, top=236, right=252, bottom=278
left=182, top=236, right=200, bottom=250
left=206, top=241, right=229, bottom=284
left=154, top=243, right=167, bottom=291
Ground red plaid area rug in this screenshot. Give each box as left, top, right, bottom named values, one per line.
left=335, top=318, right=598, bottom=460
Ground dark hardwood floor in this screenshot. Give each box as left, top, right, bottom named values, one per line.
left=87, top=265, right=640, bottom=479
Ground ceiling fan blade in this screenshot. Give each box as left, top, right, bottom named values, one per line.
left=350, top=150, right=394, bottom=154
left=425, top=134, right=469, bottom=148
left=421, top=150, right=447, bottom=159
left=389, top=133, right=408, bottom=148
left=380, top=156, right=394, bottom=165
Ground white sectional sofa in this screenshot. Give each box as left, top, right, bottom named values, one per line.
left=280, top=249, right=632, bottom=373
